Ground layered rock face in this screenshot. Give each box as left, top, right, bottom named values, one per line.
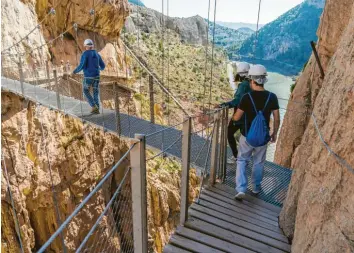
left=277, top=0, right=354, bottom=252
left=126, top=5, right=208, bottom=45
left=1, top=0, right=130, bottom=74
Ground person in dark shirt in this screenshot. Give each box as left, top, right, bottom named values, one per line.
left=220, top=62, right=251, bottom=164
left=232, top=64, right=280, bottom=200
left=73, top=39, right=105, bottom=114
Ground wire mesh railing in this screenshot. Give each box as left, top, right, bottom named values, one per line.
left=35, top=144, right=136, bottom=253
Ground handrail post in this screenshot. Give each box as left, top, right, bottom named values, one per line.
left=218, top=109, right=225, bottom=179
left=53, top=69, right=61, bottom=110
left=130, top=134, right=148, bottom=253
left=222, top=107, right=229, bottom=182
left=180, top=117, right=192, bottom=225
left=45, top=60, right=51, bottom=88
left=18, top=57, right=25, bottom=95
left=310, top=41, right=325, bottom=79
left=209, top=111, right=220, bottom=186
left=113, top=83, right=121, bottom=135
left=148, top=75, right=155, bottom=123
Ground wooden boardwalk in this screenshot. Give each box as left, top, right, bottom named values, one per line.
left=164, top=184, right=291, bottom=253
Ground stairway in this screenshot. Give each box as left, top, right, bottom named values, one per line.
left=164, top=184, right=291, bottom=253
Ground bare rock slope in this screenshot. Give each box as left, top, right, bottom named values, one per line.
left=276, top=0, right=354, bottom=252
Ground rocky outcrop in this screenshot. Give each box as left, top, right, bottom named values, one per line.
left=1, top=91, right=131, bottom=252
left=277, top=0, right=354, bottom=252
left=1, top=0, right=130, bottom=74
left=126, top=5, right=208, bottom=45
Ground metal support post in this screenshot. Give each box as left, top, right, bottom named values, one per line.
left=18, top=57, right=25, bottom=95
left=130, top=134, right=148, bottom=253
left=113, top=83, right=121, bottom=135
left=45, top=61, right=51, bottom=88
left=180, top=117, right=192, bottom=225
left=222, top=107, right=229, bottom=182
left=209, top=111, right=220, bottom=186
left=53, top=69, right=61, bottom=110
left=218, top=109, right=225, bottom=179
left=148, top=75, right=155, bottom=124
left=310, top=41, right=325, bottom=79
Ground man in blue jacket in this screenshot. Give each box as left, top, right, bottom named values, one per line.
left=221, top=62, right=251, bottom=164
left=73, top=39, right=105, bottom=114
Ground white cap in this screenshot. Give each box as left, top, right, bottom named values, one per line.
left=84, top=39, right=94, bottom=47
left=236, top=62, right=250, bottom=77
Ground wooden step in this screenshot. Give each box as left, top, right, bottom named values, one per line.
left=199, top=193, right=278, bottom=226
left=186, top=218, right=288, bottom=253
left=190, top=203, right=288, bottom=243
left=188, top=209, right=291, bottom=252
left=169, top=234, right=225, bottom=253
left=214, top=184, right=282, bottom=214
left=207, top=185, right=280, bottom=216
left=202, top=190, right=279, bottom=222
left=175, top=226, right=256, bottom=253
left=197, top=199, right=282, bottom=233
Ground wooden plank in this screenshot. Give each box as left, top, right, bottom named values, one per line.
left=214, top=184, right=282, bottom=214
left=188, top=210, right=291, bottom=252
left=163, top=244, right=192, bottom=253
left=199, top=194, right=278, bottom=226
left=190, top=204, right=288, bottom=243
left=175, top=226, right=255, bottom=253
left=197, top=199, right=282, bottom=234
left=186, top=218, right=286, bottom=253
left=170, top=234, right=225, bottom=253
left=202, top=190, right=278, bottom=222
left=206, top=186, right=279, bottom=217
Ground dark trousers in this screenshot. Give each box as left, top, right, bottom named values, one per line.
left=228, top=120, right=241, bottom=158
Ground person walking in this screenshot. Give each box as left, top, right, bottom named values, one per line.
left=73, top=39, right=105, bottom=114
left=232, top=64, right=280, bottom=200
left=220, top=62, right=252, bottom=164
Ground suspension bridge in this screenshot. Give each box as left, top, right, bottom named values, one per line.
left=2, top=0, right=353, bottom=252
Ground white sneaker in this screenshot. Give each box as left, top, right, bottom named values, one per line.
left=234, top=192, right=245, bottom=201
left=227, top=157, right=237, bottom=164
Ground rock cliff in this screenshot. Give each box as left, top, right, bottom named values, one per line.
left=126, top=5, right=208, bottom=45
left=1, top=91, right=200, bottom=253
left=276, top=0, right=354, bottom=252
left=1, top=0, right=130, bottom=74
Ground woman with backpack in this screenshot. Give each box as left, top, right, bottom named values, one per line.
left=232, top=64, right=280, bottom=200
left=220, top=62, right=252, bottom=164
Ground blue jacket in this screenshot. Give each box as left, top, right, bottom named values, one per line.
left=73, top=50, right=105, bottom=78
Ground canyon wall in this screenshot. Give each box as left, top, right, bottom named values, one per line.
left=276, top=0, right=354, bottom=252
left=1, top=0, right=130, bottom=74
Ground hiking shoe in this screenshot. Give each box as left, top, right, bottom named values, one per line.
left=227, top=157, right=237, bottom=164
left=91, top=106, right=100, bottom=114
left=252, top=189, right=261, bottom=195
left=234, top=192, right=245, bottom=201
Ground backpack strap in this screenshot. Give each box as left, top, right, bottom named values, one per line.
left=248, top=93, right=258, bottom=114
left=262, top=92, right=272, bottom=111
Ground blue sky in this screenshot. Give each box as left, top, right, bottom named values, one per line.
left=142, top=0, right=304, bottom=24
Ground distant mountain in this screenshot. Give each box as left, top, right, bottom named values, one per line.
left=208, top=21, right=253, bottom=57
left=234, top=0, right=325, bottom=75
left=216, top=21, right=264, bottom=31
left=128, top=0, right=145, bottom=7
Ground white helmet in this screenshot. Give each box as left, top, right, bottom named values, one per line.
left=249, top=64, right=268, bottom=85
left=249, top=64, right=267, bottom=76
left=84, top=39, right=94, bottom=47
left=237, top=62, right=250, bottom=77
